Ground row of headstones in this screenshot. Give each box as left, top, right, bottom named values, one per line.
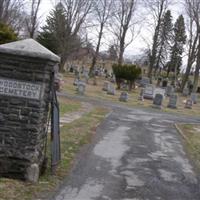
left=103, top=81, right=130, bottom=101
left=142, top=84, right=197, bottom=109
left=75, top=80, right=197, bottom=110
left=140, top=76, right=195, bottom=96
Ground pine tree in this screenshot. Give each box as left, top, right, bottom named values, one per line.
left=37, top=3, right=81, bottom=71
left=167, top=15, right=186, bottom=77
left=37, top=3, right=67, bottom=55
left=0, top=22, right=18, bottom=44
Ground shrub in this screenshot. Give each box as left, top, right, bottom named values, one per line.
left=0, top=22, right=18, bottom=44
left=112, top=64, right=142, bottom=90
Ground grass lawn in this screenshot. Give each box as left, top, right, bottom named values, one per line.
left=59, top=96, right=81, bottom=116
left=62, top=73, right=200, bottom=116
left=176, top=124, right=200, bottom=171
left=0, top=99, right=108, bottom=200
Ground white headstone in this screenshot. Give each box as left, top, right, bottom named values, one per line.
left=191, top=93, right=198, bottom=104
left=77, top=81, right=86, bottom=95
left=107, top=83, right=115, bottom=95
left=154, top=88, right=166, bottom=99
left=143, top=84, right=155, bottom=100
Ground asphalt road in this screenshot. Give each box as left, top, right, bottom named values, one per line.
left=52, top=94, right=200, bottom=200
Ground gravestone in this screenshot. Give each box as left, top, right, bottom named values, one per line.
left=156, top=77, right=162, bottom=87
left=153, top=94, right=163, bottom=109
left=77, top=81, right=86, bottom=95
left=69, top=66, right=74, bottom=73
left=162, top=80, right=168, bottom=88
left=154, top=88, right=165, bottom=99
left=119, top=92, right=128, bottom=102
left=197, top=87, right=200, bottom=93
left=110, top=75, right=116, bottom=83
left=0, top=39, right=60, bottom=182
left=83, top=70, right=89, bottom=83
left=107, top=83, right=115, bottom=95
left=140, top=77, right=150, bottom=87
left=167, top=94, right=178, bottom=109
left=165, top=85, right=174, bottom=97
left=143, top=84, right=155, bottom=100
left=138, top=88, right=144, bottom=101
left=73, top=77, right=79, bottom=86
left=183, top=87, right=189, bottom=96
left=185, top=99, right=193, bottom=109
left=102, top=81, right=109, bottom=91
left=191, top=93, right=198, bottom=104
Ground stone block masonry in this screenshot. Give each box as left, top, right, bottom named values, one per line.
left=0, top=39, right=60, bottom=182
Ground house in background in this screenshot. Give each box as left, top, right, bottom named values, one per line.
left=66, top=45, right=117, bottom=72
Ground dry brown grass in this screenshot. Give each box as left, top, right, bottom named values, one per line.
left=177, top=124, right=200, bottom=171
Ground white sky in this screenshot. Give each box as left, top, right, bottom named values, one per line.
left=39, top=0, right=185, bottom=57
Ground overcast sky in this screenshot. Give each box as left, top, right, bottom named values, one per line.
left=39, top=0, right=185, bottom=58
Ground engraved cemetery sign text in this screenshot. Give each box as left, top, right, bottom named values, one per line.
left=0, top=78, right=42, bottom=100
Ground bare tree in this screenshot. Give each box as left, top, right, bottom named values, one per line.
left=181, top=0, right=198, bottom=91
left=25, top=0, right=42, bottom=38
left=61, top=0, right=93, bottom=37
left=144, top=0, right=170, bottom=81
left=89, top=0, right=113, bottom=75
left=184, top=0, right=200, bottom=92
left=110, top=0, right=138, bottom=65
left=0, top=0, right=25, bottom=32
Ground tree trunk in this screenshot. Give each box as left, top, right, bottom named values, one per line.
left=192, top=34, right=200, bottom=92
left=148, top=1, right=164, bottom=82
left=181, top=33, right=198, bottom=91
left=118, top=30, right=126, bottom=65
left=181, top=61, right=192, bottom=91
left=89, top=23, right=104, bottom=76
left=148, top=26, right=159, bottom=82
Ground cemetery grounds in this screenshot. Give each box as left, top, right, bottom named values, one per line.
left=1, top=73, right=200, bottom=200
left=62, top=73, right=200, bottom=176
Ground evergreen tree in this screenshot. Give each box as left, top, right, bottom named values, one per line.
left=37, top=3, right=67, bottom=55
left=0, top=22, right=18, bottom=44
left=37, top=3, right=81, bottom=70
left=155, top=10, right=173, bottom=75
left=167, top=15, right=186, bottom=77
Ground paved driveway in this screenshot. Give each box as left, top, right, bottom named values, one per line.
left=52, top=99, right=200, bottom=200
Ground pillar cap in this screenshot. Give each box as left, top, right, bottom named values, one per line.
left=0, top=39, right=60, bottom=62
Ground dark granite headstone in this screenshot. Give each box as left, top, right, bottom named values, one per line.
left=197, top=87, right=200, bottom=93
left=191, top=93, right=198, bottom=104
left=162, top=80, right=168, bottom=87
left=153, top=94, right=163, bottom=109
left=183, top=87, right=189, bottom=96
left=119, top=92, right=128, bottom=102
left=167, top=94, right=178, bottom=109
left=185, top=99, right=193, bottom=109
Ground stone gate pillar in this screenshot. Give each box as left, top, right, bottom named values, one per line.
left=0, top=39, right=60, bottom=182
